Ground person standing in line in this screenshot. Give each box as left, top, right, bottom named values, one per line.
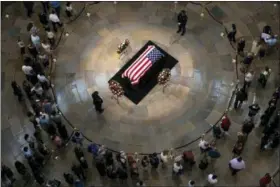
left=258, top=66, right=271, bottom=88
left=2, top=163, right=16, bottom=184
left=22, top=64, right=35, bottom=81
left=38, top=12, right=49, bottom=28
left=243, top=71, right=254, bottom=90
left=160, top=150, right=169, bottom=168
left=92, top=91, right=104, bottom=113
left=45, top=27, right=55, bottom=48
left=37, top=73, right=50, bottom=90
left=72, top=131, right=84, bottom=146
left=31, top=83, right=44, bottom=98
left=23, top=80, right=34, bottom=100
left=227, top=24, right=237, bottom=43
left=65, top=2, right=74, bottom=18
left=63, top=173, right=74, bottom=185
left=172, top=161, right=183, bottom=175
left=237, top=38, right=245, bottom=55
left=30, top=33, right=41, bottom=51
left=56, top=123, right=69, bottom=140
left=11, top=81, right=24, bottom=102
left=259, top=173, right=272, bottom=187
left=50, top=1, right=61, bottom=18
left=251, top=39, right=261, bottom=56
left=149, top=153, right=160, bottom=169
left=198, top=134, right=210, bottom=153
left=14, top=161, right=29, bottom=178
left=41, top=39, right=52, bottom=54
left=17, top=37, right=26, bottom=56
left=49, top=10, right=63, bottom=32
left=177, top=10, right=188, bottom=36
left=95, top=154, right=106, bottom=176
left=221, top=115, right=231, bottom=135
left=28, top=43, right=38, bottom=59
left=71, top=163, right=86, bottom=180
left=242, top=119, right=255, bottom=136
left=207, top=174, right=218, bottom=186
left=141, top=156, right=149, bottom=171
left=234, top=88, right=248, bottom=109
left=41, top=1, right=50, bottom=14
left=248, top=103, right=260, bottom=119
left=229, top=157, right=245, bottom=176
left=24, top=134, right=36, bottom=150
left=23, top=2, right=34, bottom=17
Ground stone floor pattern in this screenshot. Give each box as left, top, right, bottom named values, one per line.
left=1, top=1, right=279, bottom=187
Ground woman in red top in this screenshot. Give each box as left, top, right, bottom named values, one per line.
left=259, top=173, right=272, bottom=187
left=221, top=115, right=231, bottom=134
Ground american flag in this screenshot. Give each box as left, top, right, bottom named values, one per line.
left=122, top=45, right=164, bottom=85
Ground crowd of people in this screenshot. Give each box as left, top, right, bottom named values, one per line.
left=2, top=2, right=279, bottom=187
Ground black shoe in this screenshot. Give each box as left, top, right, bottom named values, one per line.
left=177, top=30, right=180, bottom=33
left=181, top=33, right=185, bottom=36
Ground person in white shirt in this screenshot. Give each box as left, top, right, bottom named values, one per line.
left=229, top=157, right=245, bottom=175
left=188, top=180, right=195, bottom=187
left=31, top=33, right=41, bottom=51
left=45, top=27, right=55, bottom=47
left=258, top=66, right=271, bottom=88
left=160, top=150, right=168, bottom=167
left=49, top=10, right=63, bottom=32
left=173, top=161, right=183, bottom=175
left=207, top=174, right=218, bottom=184
left=37, top=73, right=51, bottom=90
left=244, top=71, right=254, bottom=89
left=41, top=40, right=51, bottom=54
left=198, top=135, right=209, bottom=153
left=22, top=65, right=34, bottom=75
left=65, top=2, right=73, bottom=18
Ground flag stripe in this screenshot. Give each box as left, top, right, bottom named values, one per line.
left=125, top=46, right=154, bottom=78
left=123, top=45, right=154, bottom=77
left=122, top=45, right=163, bottom=85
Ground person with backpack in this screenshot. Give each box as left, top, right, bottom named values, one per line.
left=248, top=103, right=260, bottom=119
left=149, top=153, right=159, bottom=169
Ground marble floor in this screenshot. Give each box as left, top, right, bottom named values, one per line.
left=1, top=1, right=279, bottom=187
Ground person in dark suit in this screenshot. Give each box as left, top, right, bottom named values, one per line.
left=227, top=24, right=237, bottom=43
left=234, top=88, right=248, bottom=109
left=92, top=91, right=104, bottom=113
left=177, top=10, right=188, bottom=36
